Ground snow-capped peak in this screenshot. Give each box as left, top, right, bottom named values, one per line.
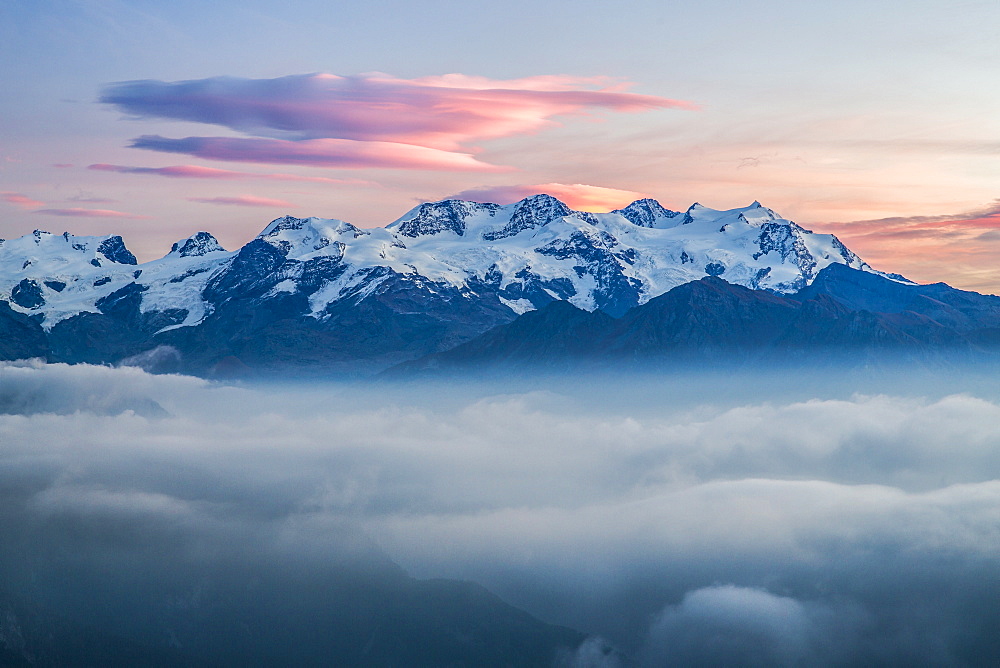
left=169, top=231, right=225, bottom=257
left=389, top=200, right=501, bottom=238
left=1, top=195, right=901, bottom=334
left=258, top=215, right=366, bottom=255
left=612, top=198, right=681, bottom=228
left=0, top=230, right=136, bottom=268
left=482, top=194, right=575, bottom=241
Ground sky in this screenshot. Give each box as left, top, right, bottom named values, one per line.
left=2, top=1, right=1000, bottom=292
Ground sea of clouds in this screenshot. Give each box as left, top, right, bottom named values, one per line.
left=1, top=360, right=998, bottom=665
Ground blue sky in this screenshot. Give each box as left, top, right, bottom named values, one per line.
left=3, top=0, right=1000, bottom=290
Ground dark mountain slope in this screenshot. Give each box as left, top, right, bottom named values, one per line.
left=394, top=268, right=986, bottom=374
left=797, top=262, right=1000, bottom=331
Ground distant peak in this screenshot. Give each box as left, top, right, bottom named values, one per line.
left=259, top=215, right=308, bottom=237
left=613, top=198, right=680, bottom=227
left=482, top=194, right=571, bottom=241
left=510, top=193, right=572, bottom=218
left=680, top=202, right=705, bottom=225
left=259, top=215, right=361, bottom=238
left=170, top=231, right=225, bottom=257
left=519, top=193, right=564, bottom=205
left=738, top=201, right=778, bottom=224
left=393, top=199, right=500, bottom=238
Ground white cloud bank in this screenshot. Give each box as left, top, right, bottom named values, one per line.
left=1, top=361, right=998, bottom=664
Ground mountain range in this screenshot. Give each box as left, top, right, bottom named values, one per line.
left=397, top=264, right=1000, bottom=374
left=1, top=194, right=997, bottom=375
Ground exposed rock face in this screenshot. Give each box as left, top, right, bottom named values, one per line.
left=97, top=236, right=138, bottom=265
left=10, top=279, right=43, bottom=309
left=169, top=231, right=224, bottom=257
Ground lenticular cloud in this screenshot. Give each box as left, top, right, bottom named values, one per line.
left=127, top=134, right=508, bottom=171
left=1, top=192, right=45, bottom=209
left=32, top=207, right=147, bottom=219
left=86, top=163, right=364, bottom=184
left=101, top=72, right=694, bottom=170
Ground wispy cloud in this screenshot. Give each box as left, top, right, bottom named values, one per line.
left=446, top=182, right=647, bottom=212
left=1, top=192, right=44, bottom=208
left=88, top=163, right=368, bottom=185
left=100, top=73, right=694, bottom=171
left=67, top=194, right=116, bottom=204
left=128, top=135, right=508, bottom=171
left=87, top=163, right=371, bottom=185
left=33, top=207, right=148, bottom=219
left=831, top=201, right=1000, bottom=236
left=187, top=195, right=297, bottom=208
left=822, top=200, right=1000, bottom=292
left=101, top=73, right=694, bottom=149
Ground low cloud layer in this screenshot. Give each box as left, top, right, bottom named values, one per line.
left=1, top=362, right=998, bottom=664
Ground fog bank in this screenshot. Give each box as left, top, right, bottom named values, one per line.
left=1, top=361, right=998, bottom=665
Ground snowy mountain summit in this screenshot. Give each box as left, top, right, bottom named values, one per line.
left=248, top=194, right=888, bottom=318
left=0, top=194, right=907, bottom=373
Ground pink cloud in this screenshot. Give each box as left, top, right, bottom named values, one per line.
left=87, top=163, right=368, bottom=184
left=101, top=73, right=694, bottom=150
left=1, top=192, right=45, bottom=208
left=128, top=135, right=509, bottom=171
left=828, top=202, right=1000, bottom=241
left=100, top=73, right=695, bottom=171
left=187, top=195, right=297, bottom=208
left=818, top=201, right=1000, bottom=292
left=33, top=208, right=148, bottom=219
left=447, top=183, right=648, bottom=212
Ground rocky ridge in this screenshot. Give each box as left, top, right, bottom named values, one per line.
left=0, top=194, right=942, bottom=374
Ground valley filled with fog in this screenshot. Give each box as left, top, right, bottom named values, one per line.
left=2, top=361, right=999, bottom=665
